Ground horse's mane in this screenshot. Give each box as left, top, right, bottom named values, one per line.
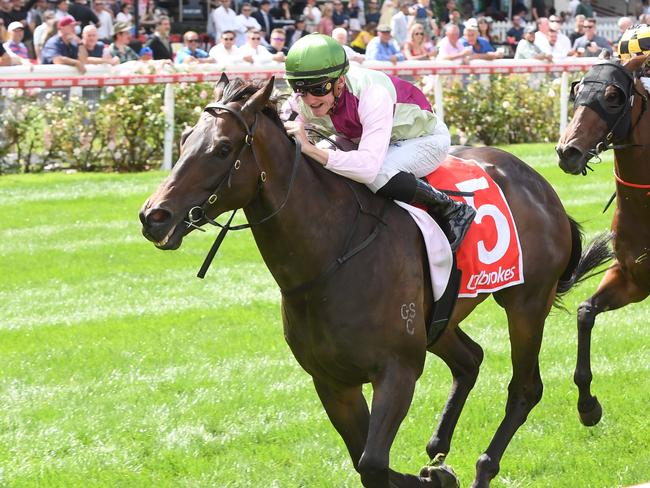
left=219, top=79, right=287, bottom=134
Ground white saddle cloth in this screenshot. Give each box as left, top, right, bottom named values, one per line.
left=395, top=201, right=453, bottom=301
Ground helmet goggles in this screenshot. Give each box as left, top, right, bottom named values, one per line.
left=288, top=77, right=336, bottom=97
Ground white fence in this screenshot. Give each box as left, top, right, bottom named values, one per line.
left=0, top=58, right=596, bottom=169
left=491, top=17, right=623, bottom=43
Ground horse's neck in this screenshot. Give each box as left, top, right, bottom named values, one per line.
left=243, top=118, right=362, bottom=291
left=614, top=101, right=650, bottom=204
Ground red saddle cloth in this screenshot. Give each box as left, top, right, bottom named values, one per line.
left=426, top=155, right=523, bottom=297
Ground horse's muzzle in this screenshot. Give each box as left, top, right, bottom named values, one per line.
left=139, top=205, right=183, bottom=250
left=556, top=144, right=588, bottom=175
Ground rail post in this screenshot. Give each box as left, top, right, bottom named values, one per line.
left=163, top=83, right=175, bottom=170
left=559, top=70, right=569, bottom=137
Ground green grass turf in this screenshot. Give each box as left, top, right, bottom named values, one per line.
left=1, top=144, right=648, bottom=488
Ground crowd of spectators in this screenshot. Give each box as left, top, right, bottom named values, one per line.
left=1, top=0, right=649, bottom=70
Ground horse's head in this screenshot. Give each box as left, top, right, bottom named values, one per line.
left=139, top=74, right=276, bottom=250
left=556, top=54, right=649, bottom=175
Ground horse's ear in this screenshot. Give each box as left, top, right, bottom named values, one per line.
left=214, top=73, right=229, bottom=101
left=598, top=49, right=611, bottom=60
left=624, top=53, right=650, bottom=74
left=242, top=77, right=275, bottom=115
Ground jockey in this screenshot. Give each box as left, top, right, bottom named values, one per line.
left=282, top=33, right=475, bottom=251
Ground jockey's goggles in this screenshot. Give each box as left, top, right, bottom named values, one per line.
left=288, top=78, right=336, bottom=97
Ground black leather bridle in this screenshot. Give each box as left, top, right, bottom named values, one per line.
left=186, top=102, right=387, bottom=294
left=187, top=102, right=301, bottom=278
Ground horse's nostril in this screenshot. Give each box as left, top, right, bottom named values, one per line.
left=146, top=207, right=173, bottom=226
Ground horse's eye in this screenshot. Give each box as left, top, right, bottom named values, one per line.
left=605, top=88, right=625, bottom=107
left=215, top=143, right=232, bottom=159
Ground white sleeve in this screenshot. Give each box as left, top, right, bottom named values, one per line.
left=324, top=83, right=394, bottom=184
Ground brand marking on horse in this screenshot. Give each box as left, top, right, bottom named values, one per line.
left=401, top=303, right=416, bottom=335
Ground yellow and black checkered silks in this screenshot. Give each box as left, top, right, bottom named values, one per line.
left=618, top=24, right=650, bottom=61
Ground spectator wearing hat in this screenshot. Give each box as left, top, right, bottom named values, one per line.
left=252, top=0, right=274, bottom=41
left=4, top=21, right=30, bottom=62
left=460, top=18, right=502, bottom=60
left=69, top=0, right=98, bottom=30
left=514, top=26, right=551, bottom=60
left=286, top=16, right=308, bottom=48
left=390, top=0, right=410, bottom=49
left=208, top=29, right=242, bottom=65
left=41, top=15, right=87, bottom=72
left=139, top=46, right=152, bottom=60
left=176, top=30, right=216, bottom=64
left=436, top=23, right=471, bottom=62
left=235, top=3, right=261, bottom=47
left=366, top=23, right=404, bottom=63
left=93, top=0, right=113, bottom=43
left=302, top=0, right=321, bottom=34
left=108, top=20, right=138, bottom=63
left=145, top=15, right=172, bottom=60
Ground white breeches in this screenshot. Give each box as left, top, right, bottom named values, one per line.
left=367, top=119, right=451, bottom=193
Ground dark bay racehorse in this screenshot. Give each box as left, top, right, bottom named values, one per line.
left=557, top=54, right=650, bottom=426
left=140, top=74, right=611, bottom=488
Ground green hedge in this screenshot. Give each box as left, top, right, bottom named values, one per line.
left=426, top=74, right=572, bottom=146
left=0, top=73, right=576, bottom=173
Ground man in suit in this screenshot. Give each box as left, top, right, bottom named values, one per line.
left=146, top=15, right=173, bottom=60
left=252, top=0, right=273, bottom=41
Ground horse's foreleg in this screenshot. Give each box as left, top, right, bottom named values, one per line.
left=313, top=380, right=369, bottom=471
left=357, top=361, right=418, bottom=488
left=426, top=326, right=483, bottom=458
left=575, top=264, right=648, bottom=426
left=473, top=302, right=547, bottom=488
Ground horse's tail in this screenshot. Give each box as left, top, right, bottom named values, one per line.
left=555, top=217, right=614, bottom=303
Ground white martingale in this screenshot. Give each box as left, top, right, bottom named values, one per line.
left=641, top=77, right=650, bottom=95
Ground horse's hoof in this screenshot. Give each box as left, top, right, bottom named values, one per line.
left=578, top=396, right=602, bottom=426
left=419, top=454, right=460, bottom=488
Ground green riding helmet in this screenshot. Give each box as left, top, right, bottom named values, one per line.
left=285, top=33, right=349, bottom=90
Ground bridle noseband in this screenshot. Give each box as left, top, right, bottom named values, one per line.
left=187, top=102, right=301, bottom=278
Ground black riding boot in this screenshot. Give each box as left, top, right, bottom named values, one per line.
left=412, top=178, right=476, bottom=251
